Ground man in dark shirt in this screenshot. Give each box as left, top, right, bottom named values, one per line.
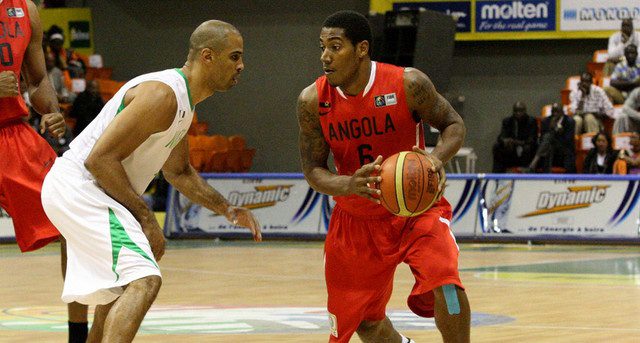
left=68, top=79, right=104, bottom=136
left=528, top=103, right=576, bottom=173
left=492, top=101, right=538, bottom=172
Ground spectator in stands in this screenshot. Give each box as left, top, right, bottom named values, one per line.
left=46, top=26, right=85, bottom=78
left=613, top=87, right=640, bottom=134
left=527, top=103, right=576, bottom=173
left=45, top=54, right=75, bottom=103
left=605, top=19, right=640, bottom=76
left=492, top=101, right=538, bottom=172
left=582, top=131, right=618, bottom=174
left=570, top=72, right=614, bottom=134
left=68, top=80, right=104, bottom=136
left=620, top=132, right=640, bottom=174
left=605, top=44, right=640, bottom=104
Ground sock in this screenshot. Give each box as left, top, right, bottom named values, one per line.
left=401, top=334, right=415, bottom=343
left=68, top=321, right=88, bottom=343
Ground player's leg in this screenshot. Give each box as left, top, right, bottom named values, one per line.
left=324, top=206, right=398, bottom=342
left=356, top=316, right=402, bottom=343
left=101, top=275, right=162, bottom=342
left=402, top=202, right=470, bottom=343
left=87, top=301, right=115, bottom=343
left=60, top=237, right=89, bottom=343
left=433, top=285, right=470, bottom=342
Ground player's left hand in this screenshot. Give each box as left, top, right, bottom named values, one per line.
left=412, top=146, right=447, bottom=202
left=41, top=112, right=66, bottom=138
left=226, top=206, right=262, bottom=242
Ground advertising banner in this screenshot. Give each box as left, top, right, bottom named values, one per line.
left=164, top=176, right=330, bottom=238
left=479, top=178, right=640, bottom=238
left=447, top=178, right=479, bottom=236
left=476, top=0, right=556, bottom=32
left=370, top=0, right=621, bottom=40
left=561, top=0, right=640, bottom=32
left=0, top=209, right=15, bottom=240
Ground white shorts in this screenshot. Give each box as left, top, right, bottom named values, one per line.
left=41, top=157, right=161, bottom=305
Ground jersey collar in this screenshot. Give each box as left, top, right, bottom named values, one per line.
left=336, top=61, right=376, bottom=99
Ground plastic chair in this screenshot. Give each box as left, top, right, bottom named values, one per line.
left=187, top=134, right=206, bottom=172
left=613, top=132, right=634, bottom=151
left=593, top=50, right=609, bottom=63
left=194, top=122, right=208, bottom=135
left=228, top=135, right=246, bottom=150
left=560, top=75, right=581, bottom=105
left=207, top=135, right=230, bottom=172
left=97, top=79, right=126, bottom=102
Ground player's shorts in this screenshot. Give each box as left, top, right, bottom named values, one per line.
left=0, top=120, right=59, bottom=252
left=324, top=199, right=463, bottom=342
left=41, top=156, right=161, bottom=305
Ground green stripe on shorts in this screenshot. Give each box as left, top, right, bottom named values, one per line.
left=109, top=208, right=158, bottom=281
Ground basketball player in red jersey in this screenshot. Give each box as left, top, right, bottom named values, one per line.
left=0, top=0, right=88, bottom=341
left=297, top=11, right=469, bottom=343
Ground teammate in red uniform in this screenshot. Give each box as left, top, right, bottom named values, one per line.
left=0, top=1, right=88, bottom=341
left=297, top=11, right=469, bottom=342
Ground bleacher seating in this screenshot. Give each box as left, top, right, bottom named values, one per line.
left=186, top=129, right=256, bottom=173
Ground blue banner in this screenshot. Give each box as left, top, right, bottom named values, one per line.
left=476, top=0, right=556, bottom=32
left=393, top=1, right=472, bottom=32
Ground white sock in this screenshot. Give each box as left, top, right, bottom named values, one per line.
left=401, top=334, right=414, bottom=343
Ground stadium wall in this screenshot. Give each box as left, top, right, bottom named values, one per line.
left=81, top=1, right=606, bottom=173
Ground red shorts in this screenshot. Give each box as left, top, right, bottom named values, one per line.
left=0, top=120, right=60, bottom=252
left=324, top=199, right=463, bottom=342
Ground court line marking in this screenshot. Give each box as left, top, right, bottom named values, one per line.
left=495, top=323, right=640, bottom=333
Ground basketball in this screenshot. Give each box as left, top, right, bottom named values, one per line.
left=377, top=151, right=441, bottom=217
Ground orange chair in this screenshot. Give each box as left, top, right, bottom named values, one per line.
left=85, top=67, right=113, bottom=80
left=194, top=122, right=208, bottom=135
left=207, top=135, right=230, bottom=172
left=188, top=135, right=210, bottom=172
left=228, top=135, right=246, bottom=150
left=560, top=75, right=580, bottom=105
left=97, top=79, right=126, bottom=102
left=613, top=132, right=634, bottom=151
left=587, top=50, right=609, bottom=82
left=226, top=135, right=255, bottom=172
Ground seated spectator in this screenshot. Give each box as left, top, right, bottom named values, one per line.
left=527, top=103, right=576, bottom=173
left=605, top=44, right=640, bottom=104
left=582, top=131, right=618, bottom=174
left=613, top=87, right=640, bottom=134
left=46, top=27, right=85, bottom=78
left=605, top=19, right=640, bottom=76
left=620, top=132, right=640, bottom=174
left=68, top=80, right=104, bottom=136
left=492, top=101, right=538, bottom=172
left=570, top=72, right=614, bottom=134
left=45, top=54, right=75, bottom=103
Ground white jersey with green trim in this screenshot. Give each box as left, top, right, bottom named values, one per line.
left=64, top=68, right=194, bottom=195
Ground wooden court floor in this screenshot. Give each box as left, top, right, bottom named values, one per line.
left=1, top=240, right=639, bottom=342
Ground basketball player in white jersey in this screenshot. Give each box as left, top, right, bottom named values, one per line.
left=41, top=20, right=261, bottom=343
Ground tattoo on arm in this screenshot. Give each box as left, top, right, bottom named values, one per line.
left=297, top=97, right=329, bottom=173
left=408, top=78, right=430, bottom=107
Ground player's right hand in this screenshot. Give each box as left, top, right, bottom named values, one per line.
left=0, top=71, right=18, bottom=98
left=41, top=112, right=66, bottom=138
left=348, top=155, right=383, bottom=204
left=141, top=218, right=166, bottom=262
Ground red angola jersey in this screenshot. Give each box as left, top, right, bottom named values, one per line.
left=316, top=61, right=426, bottom=217
left=0, top=0, right=32, bottom=125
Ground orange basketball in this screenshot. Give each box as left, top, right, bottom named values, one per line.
left=377, top=151, right=441, bottom=217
